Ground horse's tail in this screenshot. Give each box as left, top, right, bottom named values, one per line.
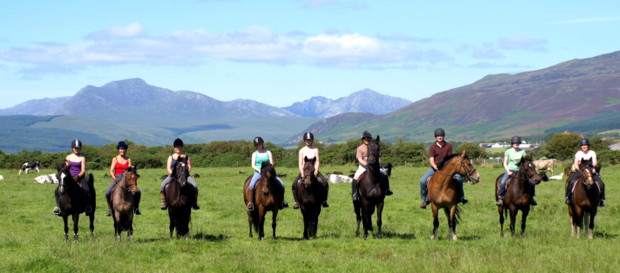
left=251, top=210, right=259, bottom=232
left=455, top=205, right=462, bottom=226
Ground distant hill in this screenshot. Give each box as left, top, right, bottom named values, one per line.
left=300, top=50, right=620, bottom=143
left=284, top=88, right=411, bottom=117
left=0, top=97, right=70, bottom=115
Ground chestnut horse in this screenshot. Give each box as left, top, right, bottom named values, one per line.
left=164, top=157, right=196, bottom=238
left=427, top=151, right=480, bottom=240
left=567, top=158, right=601, bottom=239
left=243, top=162, right=283, bottom=240
left=293, top=160, right=328, bottom=239
left=353, top=136, right=387, bottom=239
left=54, top=164, right=96, bottom=241
left=111, top=166, right=140, bottom=240
left=495, top=156, right=542, bottom=236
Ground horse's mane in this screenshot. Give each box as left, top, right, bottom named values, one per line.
left=260, top=162, right=276, bottom=178
left=437, top=153, right=462, bottom=170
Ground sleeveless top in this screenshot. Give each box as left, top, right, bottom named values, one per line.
left=68, top=160, right=82, bottom=177
left=114, top=160, right=129, bottom=175
left=170, top=154, right=190, bottom=177
left=254, top=150, right=270, bottom=170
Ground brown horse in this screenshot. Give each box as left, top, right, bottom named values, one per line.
left=293, top=161, right=328, bottom=239
left=243, top=162, right=283, bottom=240
left=353, top=136, right=387, bottom=239
left=567, top=158, right=601, bottom=239
left=495, top=156, right=542, bottom=236
left=111, top=166, right=140, bottom=240
left=164, top=157, right=196, bottom=238
left=427, top=151, right=480, bottom=240
left=54, top=164, right=96, bottom=241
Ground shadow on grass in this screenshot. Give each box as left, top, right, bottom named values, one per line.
left=192, top=233, right=228, bottom=241
left=380, top=232, right=416, bottom=239
left=131, top=233, right=228, bottom=243
left=595, top=232, right=618, bottom=239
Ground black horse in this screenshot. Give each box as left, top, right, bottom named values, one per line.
left=54, top=164, right=96, bottom=241
left=164, top=157, right=196, bottom=238
left=293, top=160, right=328, bottom=239
left=353, top=136, right=387, bottom=239
left=567, top=158, right=601, bottom=239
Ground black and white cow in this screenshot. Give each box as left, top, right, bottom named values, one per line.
left=19, top=161, right=40, bottom=175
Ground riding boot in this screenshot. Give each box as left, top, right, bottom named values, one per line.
left=106, top=195, right=112, bottom=216
left=292, top=177, right=300, bottom=209
left=384, top=178, right=393, bottom=196
left=351, top=179, right=359, bottom=201
left=318, top=173, right=329, bottom=207
left=456, top=179, right=468, bottom=204
left=598, top=178, right=605, bottom=207
left=134, top=190, right=142, bottom=215
left=530, top=186, right=537, bottom=206
left=565, top=180, right=572, bottom=204
left=160, top=191, right=167, bottom=210
left=191, top=191, right=200, bottom=210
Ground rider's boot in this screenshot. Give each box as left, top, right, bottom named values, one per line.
left=192, top=191, right=200, bottom=210
left=160, top=191, right=167, bottom=210
left=106, top=195, right=112, bottom=216
left=351, top=179, right=359, bottom=201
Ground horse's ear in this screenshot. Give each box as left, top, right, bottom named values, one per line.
left=460, top=150, right=466, bottom=157
left=376, top=135, right=380, bottom=142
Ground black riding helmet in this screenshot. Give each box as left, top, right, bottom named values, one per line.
left=434, top=128, right=445, bottom=137
left=253, top=137, right=264, bottom=147
left=71, top=139, right=82, bottom=148
left=361, top=131, right=372, bottom=140
left=511, top=136, right=522, bottom=145
left=303, top=132, right=314, bottom=141
left=173, top=138, right=184, bottom=147
left=117, top=141, right=129, bottom=149
left=579, top=138, right=590, bottom=146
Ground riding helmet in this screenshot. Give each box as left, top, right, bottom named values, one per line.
left=303, top=132, right=314, bottom=141
left=71, top=139, right=82, bottom=148
left=253, top=137, right=264, bottom=146
left=173, top=138, right=184, bottom=147
left=434, top=128, right=446, bottom=137
left=579, top=138, right=590, bottom=146
left=361, top=131, right=372, bottom=140
left=511, top=136, right=522, bottom=145
left=117, top=141, right=129, bottom=150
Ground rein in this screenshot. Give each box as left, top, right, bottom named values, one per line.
left=436, top=156, right=476, bottom=182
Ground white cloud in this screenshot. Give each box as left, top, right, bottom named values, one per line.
left=498, top=35, right=547, bottom=52
left=86, top=22, right=144, bottom=40
left=547, top=16, right=620, bottom=25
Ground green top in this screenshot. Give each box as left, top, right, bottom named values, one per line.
left=254, top=150, right=270, bottom=170
left=504, top=148, right=526, bottom=170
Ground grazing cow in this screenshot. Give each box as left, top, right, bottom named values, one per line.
left=34, top=174, right=59, bottom=184
left=533, top=159, right=556, bottom=175
left=549, top=173, right=564, bottom=180
left=327, top=174, right=353, bottom=183
left=19, top=161, right=40, bottom=175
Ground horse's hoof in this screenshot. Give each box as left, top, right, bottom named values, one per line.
left=377, top=233, right=383, bottom=239
left=452, top=235, right=458, bottom=241
left=430, top=235, right=436, bottom=240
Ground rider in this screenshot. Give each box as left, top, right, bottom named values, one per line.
left=105, top=141, right=141, bottom=216
left=292, top=132, right=329, bottom=209
left=246, top=137, right=289, bottom=211
left=351, top=131, right=393, bottom=201
left=497, top=136, right=537, bottom=206
left=159, top=138, right=200, bottom=210
left=565, top=138, right=605, bottom=206
left=53, top=139, right=92, bottom=215
left=419, top=128, right=467, bottom=209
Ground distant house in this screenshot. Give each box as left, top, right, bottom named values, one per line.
left=490, top=142, right=510, bottom=148
left=609, top=143, right=620, bottom=151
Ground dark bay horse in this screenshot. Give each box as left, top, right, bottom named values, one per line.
left=495, top=156, right=542, bottom=236
left=243, top=162, right=283, bottom=240
left=353, top=136, right=387, bottom=239
left=427, top=151, right=480, bottom=240
left=54, top=164, right=96, bottom=241
left=293, top=160, right=328, bottom=239
left=164, top=157, right=196, bottom=238
left=111, top=166, right=139, bottom=240
left=567, top=158, right=600, bottom=239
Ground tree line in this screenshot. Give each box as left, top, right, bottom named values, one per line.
left=1, top=133, right=618, bottom=171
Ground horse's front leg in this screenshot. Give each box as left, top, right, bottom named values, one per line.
left=431, top=205, right=439, bottom=240
left=258, top=207, right=265, bottom=240
left=72, top=214, right=80, bottom=241
left=62, top=216, right=69, bottom=241
left=247, top=214, right=253, bottom=238
left=376, top=202, right=384, bottom=239
left=302, top=208, right=310, bottom=239
left=498, top=206, right=505, bottom=237
left=521, top=207, right=530, bottom=235
left=354, top=201, right=362, bottom=237
left=449, top=205, right=458, bottom=241
left=271, top=209, right=278, bottom=239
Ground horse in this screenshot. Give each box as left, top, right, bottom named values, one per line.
left=243, top=162, right=283, bottom=240
left=111, top=166, right=140, bottom=240
left=54, top=164, right=96, bottom=241
left=164, top=156, right=196, bottom=238
left=567, top=158, right=601, bottom=239
left=353, top=136, right=387, bottom=239
left=293, top=160, right=328, bottom=239
left=495, top=156, right=542, bottom=236
left=427, top=151, right=480, bottom=240
left=19, top=161, right=40, bottom=175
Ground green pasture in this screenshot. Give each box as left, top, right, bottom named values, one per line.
left=1, top=166, right=619, bottom=273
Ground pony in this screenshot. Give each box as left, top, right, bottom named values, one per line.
left=353, top=136, right=387, bottom=239
left=567, top=158, right=601, bottom=239
left=293, top=160, right=328, bottom=239
left=243, top=162, right=283, bottom=240
left=427, top=151, right=480, bottom=240
left=495, top=156, right=542, bottom=236
left=111, top=166, right=140, bottom=240
left=54, top=163, right=96, bottom=241
left=164, top=156, right=196, bottom=238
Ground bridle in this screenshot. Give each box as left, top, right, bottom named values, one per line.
left=436, top=156, right=477, bottom=182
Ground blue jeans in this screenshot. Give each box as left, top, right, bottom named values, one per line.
left=499, top=170, right=518, bottom=197
left=249, top=171, right=284, bottom=190
left=105, top=174, right=123, bottom=198
left=420, top=168, right=464, bottom=202
left=160, top=175, right=198, bottom=191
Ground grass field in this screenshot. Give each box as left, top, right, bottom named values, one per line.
left=1, top=165, right=619, bottom=273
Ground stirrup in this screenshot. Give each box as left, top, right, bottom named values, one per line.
left=247, top=202, right=254, bottom=211
left=160, top=202, right=168, bottom=210
left=134, top=208, right=142, bottom=215
left=293, top=202, right=300, bottom=209
left=496, top=198, right=503, bottom=206
left=600, top=200, right=605, bottom=207
left=322, top=201, right=330, bottom=208
left=280, top=201, right=289, bottom=209
left=352, top=193, right=359, bottom=201
left=106, top=209, right=112, bottom=216
left=53, top=207, right=61, bottom=216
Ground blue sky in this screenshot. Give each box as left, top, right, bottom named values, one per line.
left=1, top=0, right=619, bottom=109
